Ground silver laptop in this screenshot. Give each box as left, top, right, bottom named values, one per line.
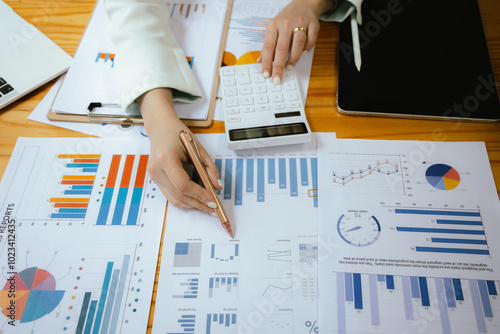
left=0, top=1, right=72, bottom=110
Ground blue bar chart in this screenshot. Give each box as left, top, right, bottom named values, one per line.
left=74, top=255, right=131, bottom=334
left=215, top=157, right=318, bottom=207
left=210, top=244, right=239, bottom=263
left=335, top=272, right=500, bottom=334
left=206, top=313, right=237, bottom=334
left=394, top=207, right=490, bottom=255
left=167, top=314, right=196, bottom=334
left=208, top=277, right=238, bottom=298
left=172, top=278, right=199, bottom=299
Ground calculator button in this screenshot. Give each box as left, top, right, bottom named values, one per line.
left=224, top=87, right=238, bottom=96
left=225, top=97, right=239, bottom=107
left=237, top=67, right=251, bottom=85
left=255, top=95, right=269, bottom=104
left=242, top=106, right=255, bottom=113
left=239, top=86, right=252, bottom=95
left=270, top=93, right=283, bottom=103
left=226, top=108, right=240, bottom=114
left=251, top=74, right=265, bottom=83
left=0, top=78, right=6, bottom=86
left=227, top=116, right=241, bottom=123
left=240, top=96, right=254, bottom=105
left=253, top=85, right=267, bottom=94
left=257, top=105, right=271, bottom=112
left=283, top=71, right=294, bottom=81
left=284, top=81, right=296, bottom=91
left=223, top=77, right=237, bottom=86
left=287, top=102, right=301, bottom=109
left=272, top=103, right=285, bottom=110
left=269, top=84, right=282, bottom=92
left=284, top=92, right=299, bottom=101
left=249, top=65, right=262, bottom=74
left=221, top=67, right=235, bottom=76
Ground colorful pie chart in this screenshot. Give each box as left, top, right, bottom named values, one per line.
left=425, top=164, right=460, bottom=190
left=0, top=267, right=65, bottom=323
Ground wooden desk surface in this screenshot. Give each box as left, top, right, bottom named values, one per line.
left=1, top=0, right=499, bottom=331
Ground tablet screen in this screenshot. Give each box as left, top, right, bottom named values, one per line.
left=337, top=0, right=500, bottom=121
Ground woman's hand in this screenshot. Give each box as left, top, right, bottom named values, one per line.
left=259, top=0, right=335, bottom=84
left=138, top=88, right=222, bottom=214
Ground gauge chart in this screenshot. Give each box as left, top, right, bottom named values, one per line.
left=337, top=212, right=381, bottom=247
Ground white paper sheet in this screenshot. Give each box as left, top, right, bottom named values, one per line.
left=317, top=138, right=500, bottom=333
left=0, top=137, right=166, bottom=333
left=52, top=0, right=227, bottom=120
left=151, top=133, right=334, bottom=334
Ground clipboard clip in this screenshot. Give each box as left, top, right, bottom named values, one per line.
left=87, top=102, right=144, bottom=124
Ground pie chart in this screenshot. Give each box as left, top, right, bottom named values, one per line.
left=0, top=267, right=65, bottom=323
left=425, top=164, right=460, bottom=190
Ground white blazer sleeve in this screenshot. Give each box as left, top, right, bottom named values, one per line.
left=104, top=0, right=203, bottom=109
left=320, top=0, right=364, bottom=24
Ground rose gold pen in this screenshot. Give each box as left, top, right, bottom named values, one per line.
left=179, top=130, right=234, bottom=238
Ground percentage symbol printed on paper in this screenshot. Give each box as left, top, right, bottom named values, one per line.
left=305, top=320, right=319, bottom=333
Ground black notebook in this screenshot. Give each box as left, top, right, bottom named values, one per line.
left=337, top=0, right=500, bottom=122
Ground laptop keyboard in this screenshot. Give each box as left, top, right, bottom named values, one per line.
left=0, top=77, right=15, bottom=97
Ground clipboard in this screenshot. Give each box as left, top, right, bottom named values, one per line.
left=47, top=0, right=233, bottom=128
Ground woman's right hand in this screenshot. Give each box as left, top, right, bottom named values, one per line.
left=138, top=88, right=222, bottom=215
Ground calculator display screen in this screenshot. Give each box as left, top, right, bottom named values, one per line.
left=229, top=123, right=308, bottom=141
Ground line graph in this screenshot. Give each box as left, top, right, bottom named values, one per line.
left=328, top=153, right=407, bottom=195
left=261, top=284, right=292, bottom=298
left=332, top=160, right=399, bottom=185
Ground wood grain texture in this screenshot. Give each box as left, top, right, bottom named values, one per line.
left=1, top=1, right=499, bottom=332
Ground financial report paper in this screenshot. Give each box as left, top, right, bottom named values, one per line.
left=0, top=137, right=166, bottom=333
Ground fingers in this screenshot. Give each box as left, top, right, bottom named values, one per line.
left=286, top=27, right=308, bottom=70
left=270, top=23, right=294, bottom=84
left=195, top=137, right=223, bottom=191
left=259, top=21, right=278, bottom=79
left=148, top=153, right=218, bottom=215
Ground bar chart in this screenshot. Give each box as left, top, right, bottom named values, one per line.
left=95, top=154, right=149, bottom=226
left=206, top=313, right=237, bottom=333
left=228, top=16, right=269, bottom=43
left=73, top=254, right=132, bottom=334
left=167, top=314, right=196, bottom=334
left=50, top=154, right=101, bottom=221
left=172, top=277, right=199, bottom=299
left=215, top=157, right=318, bottom=207
left=168, top=3, right=206, bottom=18
left=95, top=52, right=115, bottom=68
left=210, top=243, right=239, bottom=263
left=333, top=272, right=500, bottom=334
left=208, top=277, right=238, bottom=298
left=394, top=206, right=490, bottom=256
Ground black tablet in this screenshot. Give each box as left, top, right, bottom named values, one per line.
left=337, top=0, right=500, bottom=122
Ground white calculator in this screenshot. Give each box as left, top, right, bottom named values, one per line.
left=219, top=63, right=312, bottom=150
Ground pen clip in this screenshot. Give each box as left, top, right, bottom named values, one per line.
left=185, top=132, right=208, bottom=167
